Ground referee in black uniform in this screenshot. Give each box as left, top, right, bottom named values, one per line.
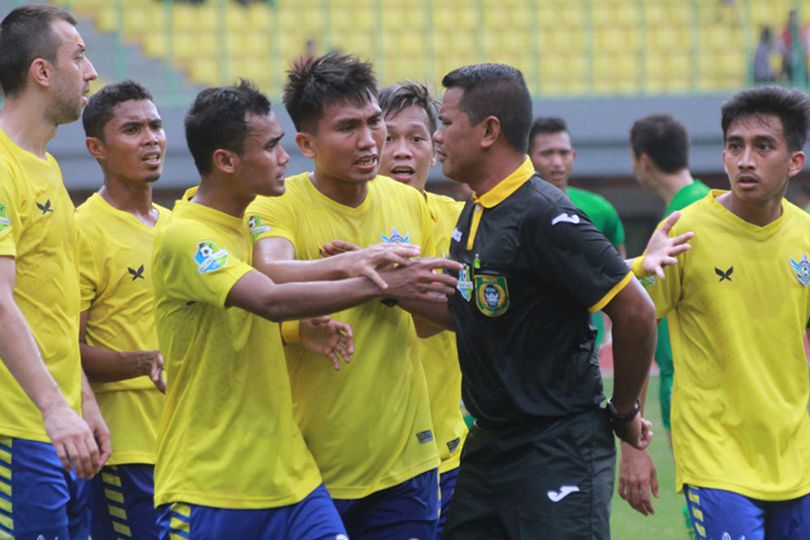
left=419, top=64, right=657, bottom=539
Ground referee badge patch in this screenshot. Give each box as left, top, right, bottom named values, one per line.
left=475, top=274, right=509, bottom=317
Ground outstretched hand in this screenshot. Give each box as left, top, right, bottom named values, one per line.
left=321, top=240, right=424, bottom=290
left=618, top=442, right=659, bottom=516
left=300, top=316, right=355, bottom=370
left=381, top=257, right=461, bottom=303
left=640, top=211, right=694, bottom=279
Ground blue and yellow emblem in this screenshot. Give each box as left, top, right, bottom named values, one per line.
left=457, top=263, right=473, bottom=301
left=0, top=202, right=9, bottom=233
left=474, top=274, right=509, bottom=317
left=194, top=240, right=229, bottom=274
left=247, top=215, right=270, bottom=242
left=381, top=227, right=410, bottom=244
left=790, top=254, right=810, bottom=287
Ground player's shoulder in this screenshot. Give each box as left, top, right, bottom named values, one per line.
left=249, top=172, right=309, bottom=214
left=373, top=175, right=427, bottom=210
left=75, top=193, right=108, bottom=229
left=784, top=199, right=810, bottom=228
left=568, top=185, right=618, bottom=212
left=425, top=190, right=463, bottom=213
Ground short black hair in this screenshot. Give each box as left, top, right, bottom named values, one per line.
left=283, top=51, right=377, bottom=133
left=185, top=80, right=271, bottom=176
left=0, top=5, right=77, bottom=96
left=528, top=117, right=569, bottom=151
left=82, top=80, right=154, bottom=140
left=378, top=81, right=438, bottom=134
left=441, top=63, right=532, bottom=153
left=721, top=85, right=810, bottom=152
left=629, top=114, right=689, bottom=173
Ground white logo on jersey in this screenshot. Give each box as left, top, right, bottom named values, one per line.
left=547, top=485, right=580, bottom=502
left=336, top=535, right=349, bottom=540
left=451, top=227, right=462, bottom=242
left=551, top=212, right=580, bottom=226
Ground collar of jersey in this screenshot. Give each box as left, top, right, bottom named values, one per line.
left=472, top=156, right=534, bottom=208
left=174, top=186, right=245, bottom=230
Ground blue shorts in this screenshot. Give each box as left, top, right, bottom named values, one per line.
left=91, top=464, right=158, bottom=539
left=333, top=468, right=439, bottom=540
left=684, top=485, right=810, bottom=540
left=0, top=436, right=90, bottom=540
left=156, top=483, right=345, bottom=540
left=438, top=467, right=459, bottom=538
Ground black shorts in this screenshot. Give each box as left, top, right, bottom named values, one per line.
left=443, top=408, right=615, bottom=540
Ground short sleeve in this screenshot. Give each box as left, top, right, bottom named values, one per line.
left=0, top=161, right=20, bottom=258
left=417, top=194, right=437, bottom=258
left=76, top=224, right=100, bottom=311
left=245, top=195, right=297, bottom=246
left=524, top=194, right=631, bottom=313
left=154, top=224, right=253, bottom=308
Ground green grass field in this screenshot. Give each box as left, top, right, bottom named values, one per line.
left=605, top=376, right=691, bottom=540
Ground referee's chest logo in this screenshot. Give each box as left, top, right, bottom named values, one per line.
left=475, top=274, right=510, bottom=317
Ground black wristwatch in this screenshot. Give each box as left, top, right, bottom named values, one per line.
left=605, top=399, right=641, bottom=424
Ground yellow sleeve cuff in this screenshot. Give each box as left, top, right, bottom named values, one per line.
left=630, top=256, right=646, bottom=278
left=281, top=320, right=300, bottom=344
left=588, top=271, right=634, bottom=314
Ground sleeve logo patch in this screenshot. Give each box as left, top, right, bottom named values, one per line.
left=194, top=240, right=229, bottom=274
left=551, top=212, right=580, bottom=226
left=0, top=202, right=10, bottom=232
left=475, top=274, right=510, bottom=317
left=247, top=215, right=270, bottom=242
left=790, top=254, right=810, bottom=286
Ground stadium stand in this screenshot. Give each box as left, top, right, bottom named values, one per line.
left=57, top=0, right=806, bottom=98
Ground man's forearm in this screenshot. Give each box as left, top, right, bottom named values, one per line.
left=399, top=298, right=456, bottom=334
left=0, top=301, right=71, bottom=415
left=80, top=344, right=154, bottom=383
left=610, top=312, right=656, bottom=412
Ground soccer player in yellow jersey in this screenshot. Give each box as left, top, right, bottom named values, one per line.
left=246, top=54, right=451, bottom=538
left=377, top=81, right=467, bottom=537
left=0, top=5, right=109, bottom=538
left=632, top=85, right=810, bottom=539
left=76, top=80, right=168, bottom=539
left=152, top=81, right=457, bottom=538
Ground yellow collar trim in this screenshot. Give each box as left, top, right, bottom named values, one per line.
left=472, top=156, right=535, bottom=208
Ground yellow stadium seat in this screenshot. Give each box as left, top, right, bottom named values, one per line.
left=186, top=58, right=219, bottom=86
left=142, top=34, right=167, bottom=59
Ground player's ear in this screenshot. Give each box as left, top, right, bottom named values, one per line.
left=29, top=58, right=52, bottom=89
left=212, top=148, right=237, bottom=174
left=85, top=137, right=105, bottom=160
left=296, top=132, right=316, bottom=159
left=788, top=150, right=806, bottom=178
left=480, top=116, right=501, bottom=149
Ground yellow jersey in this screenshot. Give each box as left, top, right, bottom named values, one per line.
left=151, top=195, right=321, bottom=508
left=0, top=128, right=81, bottom=442
left=640, top=190, right=810, bottom=500
left=246, top=173, right=439, bottom=499
left=76, top=193, right=170, bottom=465
left=421, top=191, right=467, bottom=473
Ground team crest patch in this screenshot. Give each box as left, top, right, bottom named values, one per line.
left=790, top=254, right=810, bottom=286
left=381, top=227, right=410, bottom=244
left=474, top=274, right=509, bottom=317
left=194, top=240, right=229, bottom=274
left=0, top=202, right=9, bottom=233
left=457, top=263, right=473, bottom=301
left=247, top=215, right=270, bottom=242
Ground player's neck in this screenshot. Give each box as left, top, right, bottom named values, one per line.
left=192, top=178, right=254, bottom=219
left=658, top=169, right=694, bottom=206
left=467, top=152, right=526, bottom=197
left=718, top=191, right=784, bottom=227
left=0, top=98, right=58, bottom=159
left=99, top=180, right=157, bottom=226
left=310, top=171, right=369, bottom=208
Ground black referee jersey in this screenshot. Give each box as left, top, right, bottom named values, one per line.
left=448, top=174, right=632, bottom=430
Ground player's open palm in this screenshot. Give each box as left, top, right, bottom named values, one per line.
left=642, top=211, right=695, bottom=279
left=43, top=402, right=101, bottom=479
left=300, top=316, right=354, bottom=370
